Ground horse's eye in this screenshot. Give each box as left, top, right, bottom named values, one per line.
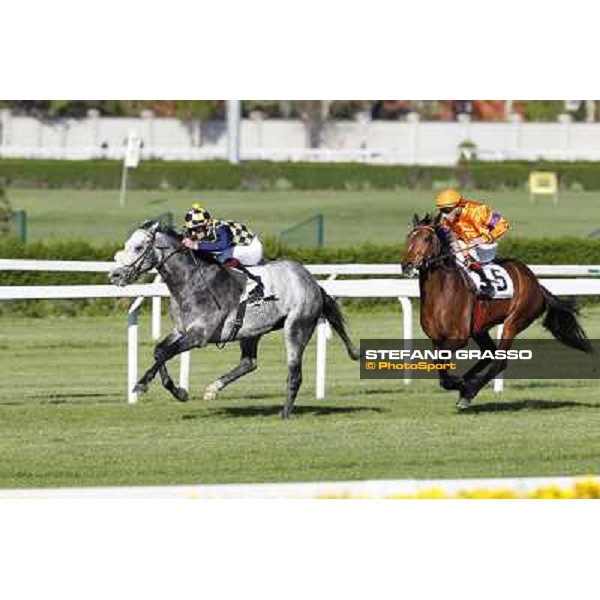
left=134, top=245, right=143, bottom=253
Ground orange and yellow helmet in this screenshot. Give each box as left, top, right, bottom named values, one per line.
left=435, top=188, right=463, bottom=209
left=184, top=203, right=212, bottom=231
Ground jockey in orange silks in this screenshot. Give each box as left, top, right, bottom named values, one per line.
left=435, top=189, right=510, bottom=298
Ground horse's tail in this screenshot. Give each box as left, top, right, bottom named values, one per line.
left=320, top=288, right=360, bottom=360
left=541, top=287, right=592, bottom=353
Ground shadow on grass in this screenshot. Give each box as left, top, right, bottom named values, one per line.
left=463, top=399, right=600, bottom=414
left=0, top=392, right=118, bottom=406
left=183, top=404, right=386, bottom=419
left=46, top=392, right=117, bottom=402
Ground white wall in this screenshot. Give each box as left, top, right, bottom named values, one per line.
left=1, top=110, right=599, bottom=164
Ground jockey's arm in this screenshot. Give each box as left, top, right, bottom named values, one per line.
left=185, top=226, right=232, bottom=252
left=473, top=205, right=510, bottom=243
left=489, top=215, right=510, bottom=241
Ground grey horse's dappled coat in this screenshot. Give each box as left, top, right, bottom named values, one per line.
left=109, top=221, right=359, bottom=417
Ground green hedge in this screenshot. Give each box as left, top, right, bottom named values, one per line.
left=2, top=158, right=600, bottom=191
left=3, top=236, right=600, bottom=286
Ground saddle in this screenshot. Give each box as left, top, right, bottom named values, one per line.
left=460, top=261, right=514, bottom=299
left=224, top=260, right=277, bottom=304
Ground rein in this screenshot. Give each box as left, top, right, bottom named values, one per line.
left=155, top=245, right=185, bottom=271
left=155, top=235, right=223, bottom=312
left=187, top=249, right=222, bottom=310
left=427, top=244, right=477, bottom=266
left=409, top=225, right=476, bottom=269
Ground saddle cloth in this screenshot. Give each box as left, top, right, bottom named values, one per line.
left=466, top=263, right=514, bottom=299
left=240, top=265, right=275, bottom=302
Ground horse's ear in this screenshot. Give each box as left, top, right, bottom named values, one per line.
left=412, top=213, right=420, bottom=226
left=433, top=212, right=442, bottom=226
left=141, top=220, right=160, bottom=233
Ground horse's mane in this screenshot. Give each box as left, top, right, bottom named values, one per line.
left=140, top=220, right=224, bottom=267
left=411, top=212, right=454, bottom=269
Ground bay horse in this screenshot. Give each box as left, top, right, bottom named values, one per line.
left=109, top=221, right=359, bottom=418
left=401, top=213, right=592, bottom=409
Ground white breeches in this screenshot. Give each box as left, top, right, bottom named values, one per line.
left=228, top=237, right=264, bottom=266
left=455, top=240, right=498, bottom=266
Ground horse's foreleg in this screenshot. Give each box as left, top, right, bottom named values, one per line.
left=458, top=326, right=516, bottom=408
left=134, top=331, right=203, bottom=400
left=134, top=332, right=178, bottom=394
left=203, top=337, right=260, bottom=401
left=157, top=363, right=189, bottom=402
left=434, top=338, right=467, bottom=391
left=460, top=332, right=497, bottom=383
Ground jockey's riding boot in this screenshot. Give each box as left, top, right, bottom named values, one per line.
left=224, top=259, right=265, bottom=303
left=469, top=262, right=495, bottom=299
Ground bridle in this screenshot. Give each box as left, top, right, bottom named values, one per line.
left=120, top=228, right=183, bottom=280
left=407, top=225, right=441, bottom=271
left=407, top=224, right=476, bottom=271
left=118, top=225, right=223, bottom=312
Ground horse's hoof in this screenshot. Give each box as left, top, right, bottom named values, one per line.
left=175, top=387, right=189, bottom=403
left=203, top=383, right=219, bottom=402
left=133, top=382, right=148, bottom=394
left=456, top=397, right=471, bottom=411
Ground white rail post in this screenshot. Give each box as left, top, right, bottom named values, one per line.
left=227, top=100, right=241, bottom=164
left=179, top=351, right=190, bottom=392
left=494, top=324, right=504, bottom=393
left=315, top=317, right=331, bottom=400
left=127, top=297, right=145, bottom=404
left=398, top=297, right=413, bottom=385
left=151, top=275, right=162, bottom=340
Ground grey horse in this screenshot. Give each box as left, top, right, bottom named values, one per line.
left=108, top=221, right=359, bottom=418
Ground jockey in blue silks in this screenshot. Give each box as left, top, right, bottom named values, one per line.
left=181, top=203, right=265, bottom=301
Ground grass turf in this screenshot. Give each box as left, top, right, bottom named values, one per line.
left=7, top=188, right=600, bottom=246
left=0, top=305, right=599, bottom=489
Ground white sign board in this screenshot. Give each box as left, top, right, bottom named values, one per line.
left=565, top=100, right=581, bottom=112
left=124, top=131, right=142, bottom=168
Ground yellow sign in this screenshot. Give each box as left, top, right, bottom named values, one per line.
left=529, top=171, right=558, bottom=204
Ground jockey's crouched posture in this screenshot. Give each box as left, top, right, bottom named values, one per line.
left=182, top=204, right=265, bottom=302
left=435, top=189, right=510, bottom=299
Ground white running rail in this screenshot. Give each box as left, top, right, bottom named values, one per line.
left=2, top=260, right=600, bottom=403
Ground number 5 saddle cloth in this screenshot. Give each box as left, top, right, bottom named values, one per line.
left=465, top=263, right=514, bottom=299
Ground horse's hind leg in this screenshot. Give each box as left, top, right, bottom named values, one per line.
left=282, top=318, right=316, bottom=419
left=203, top=336, right=260, bottom=401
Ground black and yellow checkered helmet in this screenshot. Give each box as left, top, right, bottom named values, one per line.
left=184, top=203, right=212, bottom=231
